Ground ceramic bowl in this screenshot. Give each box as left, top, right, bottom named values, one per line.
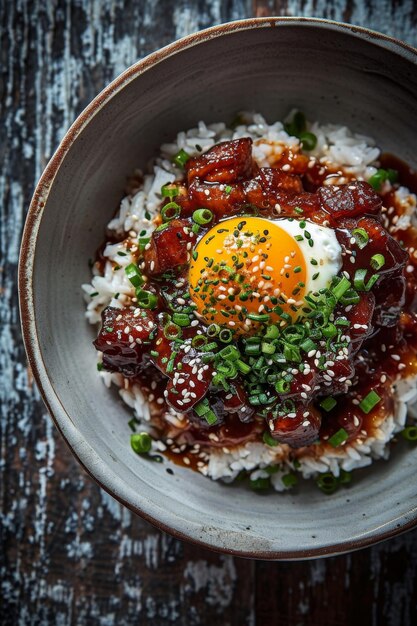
left=19, top=17, right=417, bottom=559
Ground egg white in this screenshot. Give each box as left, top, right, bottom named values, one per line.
left=267, top=217, right=343, bottom=295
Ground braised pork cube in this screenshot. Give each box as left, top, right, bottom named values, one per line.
left=186, top=138, right=254, bottom=183
left=319, top=181, right=382, bottom=222
left=143, top=219, right=195, bottom=276
left=94, top=306, right=156, bottom=376
left=210, top=383, right=255, bottom=423
left=267, top=402, right=322, bottom=448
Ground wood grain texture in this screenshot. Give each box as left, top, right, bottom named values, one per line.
left=1, top=1, right=417, bottom=624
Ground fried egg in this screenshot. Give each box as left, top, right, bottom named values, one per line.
left=189, top=216, right=342, bottom=331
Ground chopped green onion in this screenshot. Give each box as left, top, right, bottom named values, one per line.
left=322, top=323, right=337, bottom=338
left=370, top=254, right=385, bottom=270
left=332, top=276, right=351, bottom=300
left=138, top=237, right=150, bottom=252
left=401, top=426, right=417, bottom=442
left=128, top=418, right=138, bottom=432
left=249, top=476, right=271, bottom=491
left=173, top=148, right=190, bottom=168
left=192, top=208, right=213, bottom=225
left=125, top=263, right=144, bottom=288
left=284, top=344, right=301, bottom=363
left=200, top=341, right=218, bottom=353
left=263, top=431, right=278, bottom=447
left=219, top=328, right=233, bottom=343
left=207, top=323, right=221, bottom=337
left=316, top=472, right=338, bottom=495
left=97, top=362, right=103, bottom=371
left=131, top=432, right=152, bottom=454
left=161, top=201, right=181, bottom=222
left=163, top=322, right=182, bottom=340
left=219, top=345, right=240, bottom=361
left=236, top=359, right=251, bottom=374
left=264, top=325, right=279, bottom=340
left=353, top=269, right=368, bottom=291
left=172, top=312, right=191, bottom=327
left=282, top=473, right=298, bottom=488
left=352, top=227, right=369, bottom=249
left=328, top=428, right=349, bottom=448
left=191, top=335, right=207, bottom=348
left=369, top=168, right=398, bottom=191
left=261, top=342, right=276, bottom=355
left=194, top=399, right=217, bottom=425
left=136, top=289, right=158, bottom=309
left=320, top=396, right=337, bottom=412
left=194, top=398, right=210, bottom=416
left=275, top=379, right=290, bottom=394
left=225, top=185, right=232, bottom=194
left=359, top=390, right=381, bottom=414
left=204, top=409, right=218, bottom=426
left=161, top=183, right=179, bottom=198
left=299, top=131, right=317, bottom=151
left=300, top=338, right=317, bottom=353
left=340, top=289, right=360, bottom=305
left=339, top=469, right=352, bottom=485
left=247, top=313, right=270, bottom=322
left=365, top=274, right=380, bottom=291
left=284, top=111, right=306, bottom=136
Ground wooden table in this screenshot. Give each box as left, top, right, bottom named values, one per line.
left=2, top=1, right=417, bottom=624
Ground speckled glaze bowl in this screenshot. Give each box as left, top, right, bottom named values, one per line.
left=19, top=18, right=417, bottom=559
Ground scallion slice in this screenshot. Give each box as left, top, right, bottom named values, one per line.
left=249, top=476, right=271, bottom=490
left=316, top=472, right=338, bottom=495
left=299, top=131, right=317, bottom=151
left=264, top=325, right=279, bottom=340
left=365, top=274, right=380, bottom=291
left=247, top=313, right=270, bottom=322
left=191, top=335, right=207, bottom=348
left=328, top=428, right=349, bottom=448
left=370, top=254, right=385, bottom=270
left=138, top=237, right=150, bottom=252
left=131, top=432, right=152, bottom=454
left=275, top=379, right=290, bottom=394
left=207, top=323, right=221, bottom=337
left=236, top=359, right=251, bottom=374
left=172, top=312, right=191, bottom=327
left=320, top=396, right=337, bottom=412
left=261, top=342, right=276, bottom=355
left=352, top=227, right=369, bottom=249
left=136, top=289, right=158, bottom=309
left=161, top=201, right=181, bottom=222
left=125, top=263, right=144, bottom=288
left=172, top=148, right=190, bottom=168
left=192, top=208, right=213, bottom=225
left=331, top=276, right=351, bottom=300
left=219, top=345, right=240, bottom=361
left=401, top=426, right=417, bottom=442
left=282, top=473, right=298, bottom=488
left=163, top=322, right=182, bottom=340
left=359, top=390, right=381, bottom=414
left=353, top=269, right=368, bottom=291
left=161, top=183, right=179, bottom=198
left=219, top=328, right=233, bottom=343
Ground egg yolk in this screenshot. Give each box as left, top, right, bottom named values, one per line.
left=189, top=217, right=307, bottom=331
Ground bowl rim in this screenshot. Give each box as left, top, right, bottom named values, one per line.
left=19, top=16, right=417, bottom=560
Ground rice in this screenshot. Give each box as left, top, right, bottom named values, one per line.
left=83, top=112, right=417, bottom=491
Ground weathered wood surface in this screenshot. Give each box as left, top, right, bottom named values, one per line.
left=1, top=1, right=417, bottom=624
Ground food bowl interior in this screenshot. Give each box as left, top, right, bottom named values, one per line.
left=28, top=21, right=417, bottom=558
